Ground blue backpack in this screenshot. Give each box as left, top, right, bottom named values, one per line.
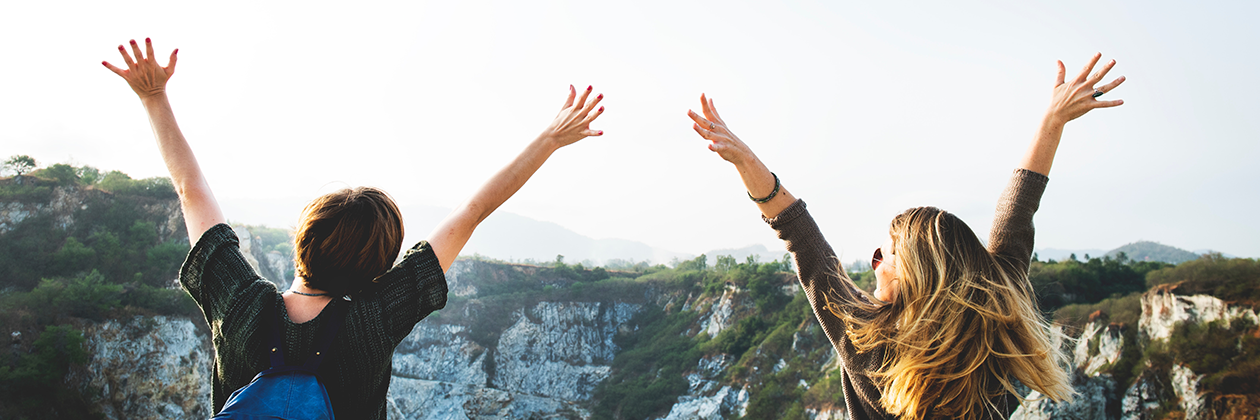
left=213, top=299, right=348, bottom=420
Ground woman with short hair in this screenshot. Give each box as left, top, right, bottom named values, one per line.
left=103, top=38, right=605, bottom=419
left=686, top=54, right=1125, bottom=419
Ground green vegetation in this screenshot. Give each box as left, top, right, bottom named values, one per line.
left=0, top=161, right=193, bottom=418
left=1029, top=252, right=1171, bottom=311
left=3, top=155, right=37, bottom=176
left=1145, top=253, right=1260, bottom=306
left=1051, top=253, right=1260, bottom=407
left=0, top=325, right=99, bottom=419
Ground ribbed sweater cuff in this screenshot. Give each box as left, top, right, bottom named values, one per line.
left=762, top=199, right=808, bottom=227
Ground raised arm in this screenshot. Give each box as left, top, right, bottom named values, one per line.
left=103, top=39, right=224, bottom=244
left=687, top=94, right=797, bottom=218
left=1021, top=53, right=1126, bottom=176
left=427, top=85, right=605, bottom=271
left=990, top=54, right=1126, bottom=265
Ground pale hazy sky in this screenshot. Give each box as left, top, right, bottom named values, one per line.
left=3, top=1, right=1258, bottom=260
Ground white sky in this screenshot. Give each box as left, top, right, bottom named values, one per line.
left=3, top=1, right=1258, bottom=260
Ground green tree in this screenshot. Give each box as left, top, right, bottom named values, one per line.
left=3, top=154, right=36, bottom=176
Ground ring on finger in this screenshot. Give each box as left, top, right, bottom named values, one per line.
left=1092, top=90, right=1105, bottom=98
left=709, top=122, right=715, bottom=131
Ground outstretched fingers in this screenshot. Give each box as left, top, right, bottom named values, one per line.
left=579, top=93, right=604, bottom=119
left=1088, top=59, right=1117, bottom=85
left=1096, top=75, right=1126, bottom=95
left=118, top=45, right=136, bottom=68
left=129, top=39, right=145, bottom=63
left=582, top=103, right=605, bottom=126
left=1074, top=52, right=1102, bottom=84
left=574, top=85, right=593, bottom=111
left=687, top=109, right=715, bottom=134
left=706, top=96, right=725, bottom=125
left=102, top=61, right=125, bottom=77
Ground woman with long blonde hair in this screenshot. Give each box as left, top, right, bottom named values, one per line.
left=687, top=54, right=1125, bottom=419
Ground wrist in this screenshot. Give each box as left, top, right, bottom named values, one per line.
left=139, top=91, right=170, bottom=106
left=1041, top=110, right=1069, bottom=129
left=532, top=134, right=565, bottom=154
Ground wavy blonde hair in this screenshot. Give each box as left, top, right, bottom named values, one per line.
left=827, top=207, right=1073, bottom=420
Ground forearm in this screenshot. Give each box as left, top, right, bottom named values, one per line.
left=140, top=93, right=224, bottom=243
left=1020, top=113, right=1066, bottom=176
left=429, top=136, right=560, bottom=271
left=734, top=157, right=796, bottom=219
left=465, top=136, right=557, bottom=224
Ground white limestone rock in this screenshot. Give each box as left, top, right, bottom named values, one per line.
left=491, top=301, right=641, bottom=401
left=1170, top=364, right=1205, bottom=420
left=392, top=323, right=488, bottom=386
left=1140, top=287, right=1259, bottom=342
left=1073, top=321, right=1126, bottom=376
left=74, top=316, right=213, bottom=420
left=1010, top=372, right=1113, bottom=420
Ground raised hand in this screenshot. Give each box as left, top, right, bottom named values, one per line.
left=688, top=94, right=755, bottom=166
left=102, top=38, right=178, bottom=99
left=686, top=93, right=796, bottom=218
left=539, top=85, right=605, bottom=148
left=1045, top=53, right=1125, bottom=125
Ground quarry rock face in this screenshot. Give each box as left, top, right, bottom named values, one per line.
left=1141, top=286, right=1260, bottom=342
left=72, top=316, right=213, bottom=420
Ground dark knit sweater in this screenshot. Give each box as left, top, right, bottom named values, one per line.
left=179, top=223, right=448, bottom=420
left=764, top=169, right=1048, bottom=420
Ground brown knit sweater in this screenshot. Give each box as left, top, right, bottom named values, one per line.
left=179, top=223, right=448, bottom=419
left=764, top=169, right=1048, bottom=420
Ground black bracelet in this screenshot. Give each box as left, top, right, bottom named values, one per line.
left=748, top=172, right=781, bottom=204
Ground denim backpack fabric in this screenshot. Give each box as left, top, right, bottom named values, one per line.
left=214, top=299, right=348, bottom=420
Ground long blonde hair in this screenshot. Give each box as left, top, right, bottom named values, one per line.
left=827, top=207, right=1073, bottom=420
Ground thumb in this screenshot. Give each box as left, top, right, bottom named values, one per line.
left=166, top=49, right=179, bottom=76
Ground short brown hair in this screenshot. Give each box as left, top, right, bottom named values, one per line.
left=294, top=187, right=404, bottom=296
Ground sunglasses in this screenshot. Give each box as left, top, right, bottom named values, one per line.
left=872, top=247, right=894, bottom=270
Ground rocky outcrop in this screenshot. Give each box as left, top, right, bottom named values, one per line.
left=387, top=377, right=584, bottom=420
left=656, top=355, right=749, bottom=420
left=700, top=286, right=741, bottom=337
left=1, top=181, right=185, bottom=242
left=1140, top=285, right=1259, bottom=342
left=1074, top=321, right=1126, bottom=376
left=72, top=316, right=213, bottom=420
left=231, top=225, right=293, bottom=290
left=1011, top=371, right=1115, bottom=420
left=491, top=301, right=641, bottom=401
left=384, top=298, right=641, bottom=419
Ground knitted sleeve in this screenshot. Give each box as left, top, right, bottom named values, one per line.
left=179, top=223, right=274, bottom=329
left=365, top=240, right=448, bottom=342
left=987, top=169, right=1049, bottom=274
left=763, top=200, right=866, bottom=348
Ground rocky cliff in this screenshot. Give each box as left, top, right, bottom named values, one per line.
left=52, top=246, right=1257, bottom=419
left=1012, top=285, right=1259, bottom=420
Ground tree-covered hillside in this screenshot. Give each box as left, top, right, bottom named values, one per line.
left=0, top=159, right=201, bottom=418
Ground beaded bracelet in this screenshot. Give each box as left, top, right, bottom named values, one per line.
left=748, top=172, right=781, bottom=204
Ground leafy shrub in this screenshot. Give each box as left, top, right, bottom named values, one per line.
left=0, top=325, right=98, bottom=418
left=1146, top=254, right=1260, bottom=306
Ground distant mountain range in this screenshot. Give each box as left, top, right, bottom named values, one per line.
left=400, top=205, right=784, bottom=266
left=1037, top=241, right=1230, bottom=264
